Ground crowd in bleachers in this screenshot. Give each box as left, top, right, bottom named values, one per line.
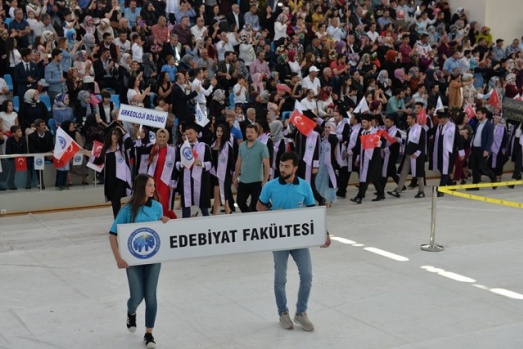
left=0, top=0, right=522, bottom=209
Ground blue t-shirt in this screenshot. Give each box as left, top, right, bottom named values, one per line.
left=110, top=199, right=163, bottom=235
left=258, top=176, right=315, bottom=210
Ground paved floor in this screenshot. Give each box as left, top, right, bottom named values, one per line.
left=1, top=181, right=523, bottom=349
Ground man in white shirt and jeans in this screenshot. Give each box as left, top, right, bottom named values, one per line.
left=191, top=67, right=217, bottom=116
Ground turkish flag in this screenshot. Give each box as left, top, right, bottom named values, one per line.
left=53, top=156, right=68, bottom=169
left=360, top=132, right=382, bottom=150
left=489, top=89, right=501, bottom=108
left=14, top=157, right=27, bottom=171
left=290, top=110, right=316, bottom=136
left=381, top=130, right=397, bottom=144
left=93, top=141, right=103, bottom=157
left=417, top=108, right=427, bottom=126
left=60, top=141, right=81, bottom=164
left=464, top=103, right=476, bottom=118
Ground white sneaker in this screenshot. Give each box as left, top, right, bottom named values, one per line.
left=279, top=312, right=294, bottom=330
left=294, top=312, right=314, bottom=332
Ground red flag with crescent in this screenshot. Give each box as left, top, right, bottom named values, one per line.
left=14, top=157, right=27, bottom=171
left=290, top=110, right=316, bottom=136
left=360, top=131, right=382, bottom=150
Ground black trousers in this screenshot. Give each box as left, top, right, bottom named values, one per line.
left=236, top=181, right=262, bottom=213
left=512, top=137, right=522, bottom=180
left=470, top=147, right=496, bottom=184
left=357, top=180, right=383, bottom=199
left=337, top=167, right=350, bottom=196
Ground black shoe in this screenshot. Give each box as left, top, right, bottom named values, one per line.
left=144, top=333, right=157, bottom=349
left=336, top=191, right=346, bottom=198
left=407, top=184, right=417, bottom=190
left=465, top=187, right=480, bottom=191
left=350, top=197, right=362, bottom=204
left=491, top=178, right=497, bottom=190
left=0, top=186, right=6, bottom=191
left=8, top=186, right=17, bottom=190
left=371, top=195, right=385, bottom=202
left=415, top=191, right=425, bottom=198
left=387, top=190, right=400, bottom=198
left=401, top=186, right=407, bottom=192
left=437, top=192, right=444, bottom=197
left=127, top=313, right=136, bottom=333
left=460, top=179, right=467, bottom=185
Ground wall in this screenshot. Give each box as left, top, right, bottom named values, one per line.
left=451, top=0, right=523, bottom=43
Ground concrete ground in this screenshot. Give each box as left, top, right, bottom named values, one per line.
left=1, top=179, right=523, bottom=349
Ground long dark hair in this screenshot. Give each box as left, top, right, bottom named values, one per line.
left=127, top=173, right=153, bottom=223
left=101, top=127, right=124, bottom=158
left=214, top=123, right=230, bottom=152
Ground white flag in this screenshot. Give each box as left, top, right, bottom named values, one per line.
left=73, top=152, right=83, bottom=166
left=195, top=103, right=209, bottom=127
left=34, top=155, right=45, bottom=170
left=354, top=97, right=369, bottom=113
left=54, top=127, right=75, bottom=160
left=434, top=96, right=444, bottom=115
left=180, top=139, right=196, bottom=169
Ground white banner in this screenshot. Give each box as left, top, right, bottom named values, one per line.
left=34, top=155, right=45, bottom=170
left=195, top=103, right=209, bottom=127
left=73, top=152, right=83, bottom=166
left=86, top=160, right=104, bottom=172
left=117, top=207, right=326, bottom=266
left=118, top=103, right=168, bottom=129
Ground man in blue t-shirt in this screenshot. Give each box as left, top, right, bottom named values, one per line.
left=257, top=151, right=331, bottom=332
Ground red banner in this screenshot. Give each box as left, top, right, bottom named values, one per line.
left=464, top=103, right=476, bottom=118
left=14, top=157, right=27, bottom=171
left=489, top=89, right=501, bottom=108
left=93, top=141, right=103, bottom=157
left=290, top=110, right=316, bottom=137
left=360, top=131, right=382, bottom=150
left=381, top=130, right=397, bottom=144
left=417, top=108, right=427, bottom=126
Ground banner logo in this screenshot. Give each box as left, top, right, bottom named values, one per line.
left=35, top=158, right=43, bottom=166
left=57, top=136, right=66, bottom=150
left=182, top=147, right=194, bottom=161
left=128, top=228, right=161, bottom=259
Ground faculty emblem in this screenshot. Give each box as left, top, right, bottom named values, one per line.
left=128, top=227, right=161, bottom=259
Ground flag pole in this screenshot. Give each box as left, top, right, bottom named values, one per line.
left=421, top=186, right=444, bottom=252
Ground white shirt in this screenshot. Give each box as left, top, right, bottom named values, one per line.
left=190, top=25, right=207, bottom=42
left=215, top=40, right=234, bottom=61
left=366, top=30, right=380, bottom=43
left=300, top=97, right=317, bottom=113
left=233, top=83, right=247, bottom=104
left=0, top=111, right=17, bottom=131
left=191, top=77, right=214, bottom=104
left=131, top=43, right=143, bottom=63
left=301, top=76, right=321, bottom=96
left=327, top=25, right=346, bottom=42
left=114, top=38, right=131, bottom=55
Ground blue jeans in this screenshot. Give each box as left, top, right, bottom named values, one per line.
left=273, top=248, right=312, bottom=315
left=126, top=263, right=161, bottom=328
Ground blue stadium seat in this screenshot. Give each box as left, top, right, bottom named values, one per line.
left=4, top=74, right=13, bottom=91
left=110, top=94, right=120, bottom=109
left=229, top=92, right=235, bottom=107
left=13, top=95, right=19, bottom=112
left=39, top=95, right=51, bottom=112
left=281, top=111, right=291, bottom=121
left=3, top=18, right=13, bottom=26
left=48, top=119, right=56, bottom=136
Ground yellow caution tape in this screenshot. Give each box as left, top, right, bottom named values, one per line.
left=438, top=180, right=523, bottom=209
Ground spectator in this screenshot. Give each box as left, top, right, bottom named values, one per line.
left=19, top=89, right=48, bottom=133
left=5, top=125, right=30, bottom=190
left=52, top=93, right=74, bottom=127
left=0, top=100, right=18, bottom=132
left=45, top=48, right=66, bottom=102
left=28, top=119, right=53, bottom=189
